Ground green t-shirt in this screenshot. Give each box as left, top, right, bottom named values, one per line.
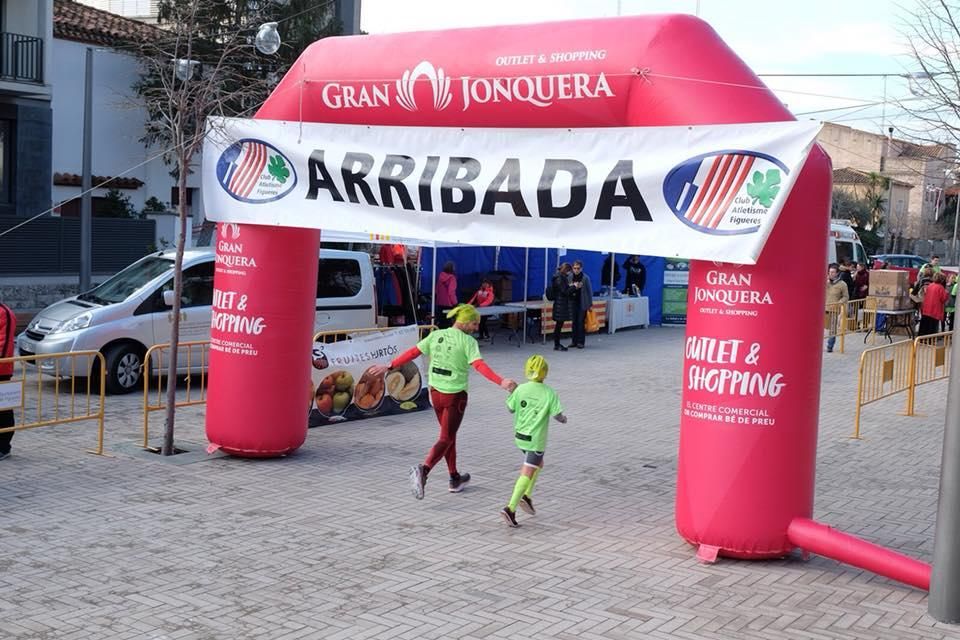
left=416, top=327, right=483, bottom=394
left=506, top=381, right=563, bottom=452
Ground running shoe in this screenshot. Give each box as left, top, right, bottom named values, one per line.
left=449, top=472, right=471, bottom=493
left=409, top=464, right=427, bottom=500
left=518, top=495, right=535, bottom=515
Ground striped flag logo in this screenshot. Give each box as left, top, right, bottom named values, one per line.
left=662, top=150, right=788, bottom=236
left=215, top=138, right=297, bottom=204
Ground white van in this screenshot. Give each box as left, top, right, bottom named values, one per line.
left=828, top=220, right=868, bottom=266
left=16, top=248, right=376, bottom=393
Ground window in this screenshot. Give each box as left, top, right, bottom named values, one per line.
left=911, top=257, right=927, bottom=269
left=317, top=258, right=361, bottom=298
left=137, top=260, right=214, bottom=313
left=167, top=261, right=215, bottom=307
left=82, top=255, right=174, bottom=304
left=835, top=241, right=854, bottom=265
left=0, top=120, right=11, bottom=204
left=170, top=187, right=196, bottom=216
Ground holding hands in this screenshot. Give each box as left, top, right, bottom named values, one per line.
left=368, top=364, right=390, bottom=377
left=501, top=378, right=518, bottom=393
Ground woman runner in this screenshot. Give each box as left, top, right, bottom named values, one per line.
left=371, top=304, right=517, bottom=499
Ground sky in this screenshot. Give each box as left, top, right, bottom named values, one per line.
left=360, top=0, right=925, bottom=139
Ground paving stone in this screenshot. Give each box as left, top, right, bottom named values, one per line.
left=1, top=328, right=959, bottom=638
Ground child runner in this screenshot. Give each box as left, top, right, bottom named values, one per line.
left=501, top=354, right=567, bottom=527
left=371, top=304, right=517, bottom=499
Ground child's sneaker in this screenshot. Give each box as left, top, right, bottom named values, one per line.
left=409, top=464, right=427, bottom=500
left=448, top=472, right=471, bottom=493
left=500, top=506, right=519, bottom=527
left=518, top=495, right=535, bottom=515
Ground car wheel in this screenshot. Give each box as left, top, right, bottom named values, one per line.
left=103, top=344, right=144, bottom=394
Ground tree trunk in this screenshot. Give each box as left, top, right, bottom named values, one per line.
left=162, top=152, right=190, bottom=455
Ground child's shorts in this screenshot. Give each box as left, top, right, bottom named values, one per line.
left=521, top=449, right=545, bottom=466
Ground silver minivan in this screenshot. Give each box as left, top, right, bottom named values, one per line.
left=17, top=248, right=376, bottom=393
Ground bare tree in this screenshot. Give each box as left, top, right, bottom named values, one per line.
left=132, top=0, right=337, bottom=455
left=900, top=1, right=960, bottom=147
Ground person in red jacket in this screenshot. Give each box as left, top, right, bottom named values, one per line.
left=467, top=278, right=495, bottom=339
left=370, top=304, right=517, bottom=499
left=919, top=272, right=950, bottom=336
left=435, top=261, right=458, bottom=329
left=0, top=299, right=15, bottom=460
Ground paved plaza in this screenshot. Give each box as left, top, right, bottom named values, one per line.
left=1, top=326, right=957, bottom=639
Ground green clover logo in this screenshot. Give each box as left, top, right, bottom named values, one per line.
left=745, top=168, right=781, bottom=208
left=268, top=155, right=290, bottom=184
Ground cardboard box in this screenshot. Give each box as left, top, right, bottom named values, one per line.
left=869, top=270, right=910, bottom=298
left=874, top=295, right=913, bottom=311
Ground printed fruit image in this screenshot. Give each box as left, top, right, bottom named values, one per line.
left=333, top=391, right=351, bottom=412
left=314, top=391, right=333, bottom=415
left=353, top=366, right=386, bottom=412
left=387, top=362, right=422, bottom=403
left=385, top=371, right=405, bottom=397
left=314, top=370, right=353, bottom=415
left=334, top=371, right=354, bottom=392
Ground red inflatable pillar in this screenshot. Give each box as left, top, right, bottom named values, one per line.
left=206, top=223, right=320, bottom=456
left=675, top=148, right=833, bottom=558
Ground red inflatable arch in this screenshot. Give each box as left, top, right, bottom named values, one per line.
left=206, top=15, right=831, bottom=560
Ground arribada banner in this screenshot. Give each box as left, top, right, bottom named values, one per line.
left=308, top=325, right=429, bottom=427
left=202, top=117, right=821, bottom=264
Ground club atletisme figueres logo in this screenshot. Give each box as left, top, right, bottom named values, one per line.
left=216, top=139, right=297, bottom=203
left=318, top=60, right=616, bottom=112
left=662, top=150, right=788, bottom=236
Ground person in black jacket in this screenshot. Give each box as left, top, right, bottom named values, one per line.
left=601, top=254, right=620, bottom=289
left=623, top=255, right=646, bottom=295
left=550, top=263, right=573, bottom=351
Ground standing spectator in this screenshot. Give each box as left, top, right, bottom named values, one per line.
left=825, top=264, right=848, bottom=353
left=623, top=255, right=646, bottom=295
left=921, top=255, right=943, bottom=275
left=838, top=260, right=856, bottom=300
left=919, top=272, right=949, bottom=336
left=436, top=261, right=458, bottom=329
left=600, top=254, right=620, bottom=290
left=0, top=298, right=15, bottom=460
left=569, top=260, right=593, bottom=349
left=946, top=274, right=958, bottom=332
left=853, top=261, right=870, bottom=300
left=550, top=263, right=573, bottom=352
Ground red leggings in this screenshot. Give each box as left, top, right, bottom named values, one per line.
left=425, top=389, right=468, bottom=476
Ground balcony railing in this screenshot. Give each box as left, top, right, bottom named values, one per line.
left=0, top=32, right=43, bottom=84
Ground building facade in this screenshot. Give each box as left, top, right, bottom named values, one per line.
left=817, top=122, right=956, bottom=239
left=0, top=1, right=53, bottom=220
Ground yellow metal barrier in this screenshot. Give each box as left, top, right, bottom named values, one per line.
left=0, top=351, right=106, bottom=454
left=845, top=297, right=878, bottom=339
left=852, top=339, right=914, bottom=439
left=825, top=301, right=847, bottom=353
left=142, top=341, right=210, bottom=451
left=905, top=331, right=952, bottom=416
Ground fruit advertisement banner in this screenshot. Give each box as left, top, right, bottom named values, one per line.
left=308, top=325, right=428, bottom=427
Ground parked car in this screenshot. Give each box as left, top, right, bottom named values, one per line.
left=16, top=248, right=376, bottom=394
left=869, top=253, right=955, bottom=283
